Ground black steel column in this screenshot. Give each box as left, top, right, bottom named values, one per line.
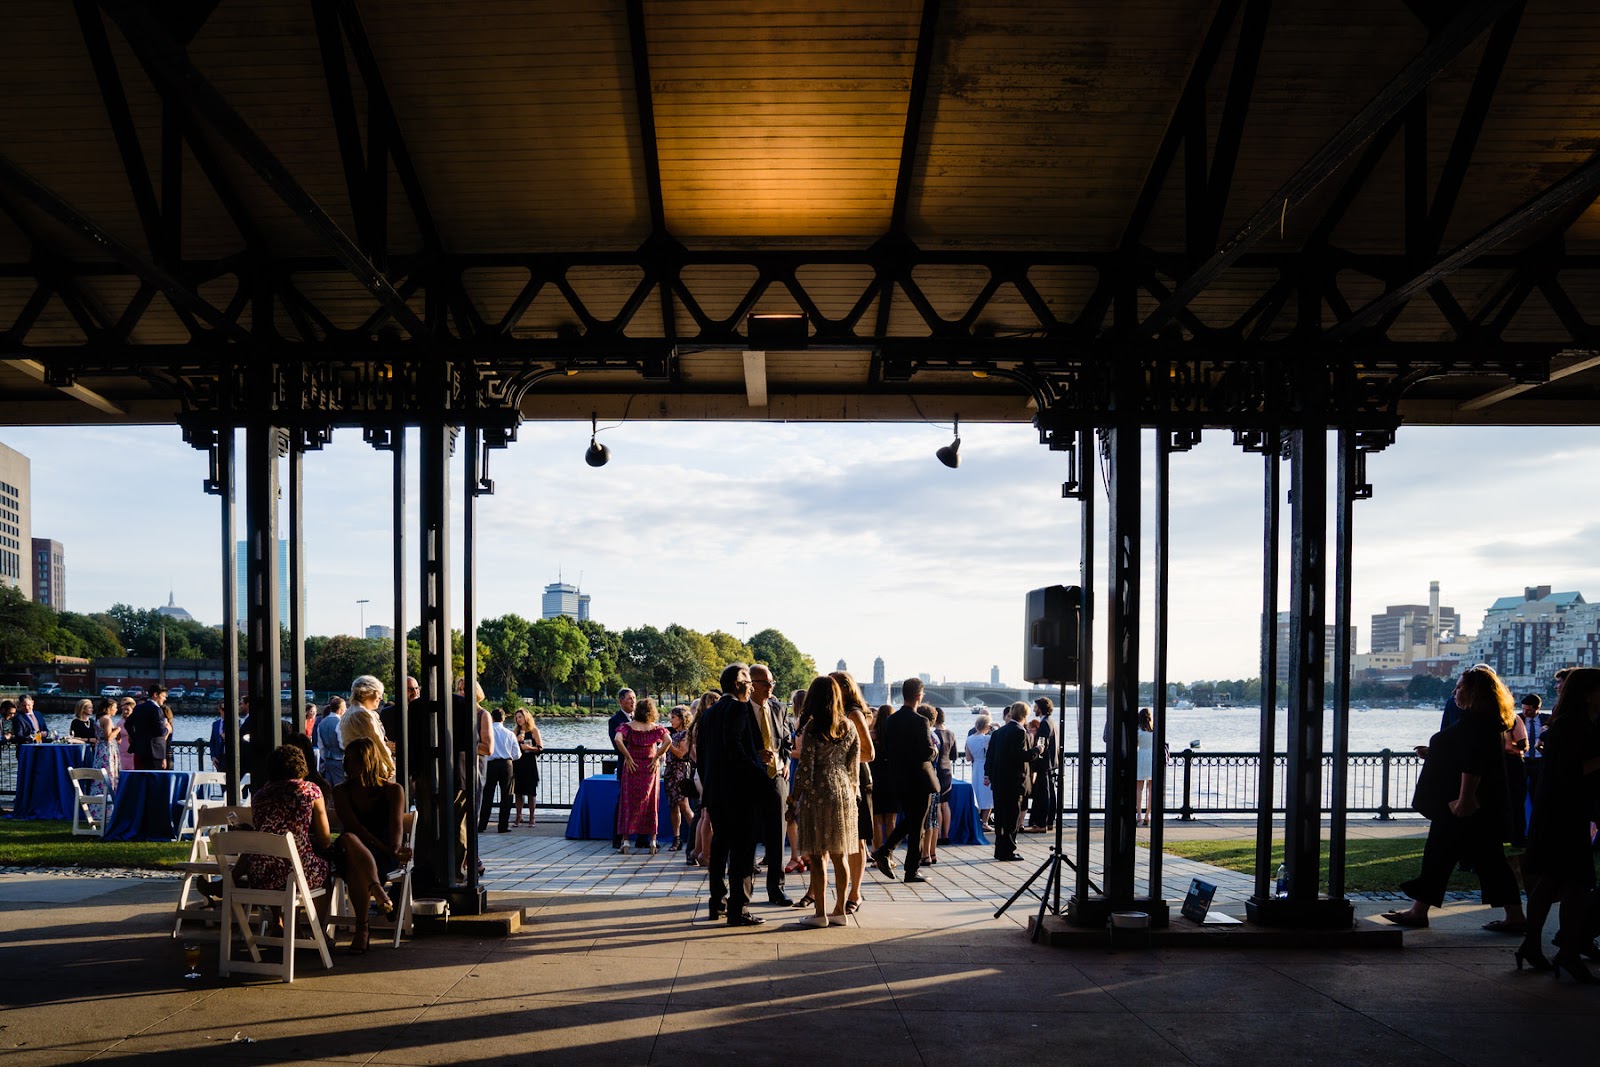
left=215, top=430, right=241, bottom=804
left=287, top=434, right=306, bottom=736
left=1102, top=423, right=1141, bottom=905
left=462, top=426, right=483, bottom=903
left=1249, top=427, right=1353, bottom=927
left=1328, top=430, right=1359, bottom=898
left=391, top=428, right=409, bottom=805
left=1073, top=427, right=1095, bottom=911
left=1252, top=433, right=1282, bottom=904
left=243, top=424, right=285, bottom=787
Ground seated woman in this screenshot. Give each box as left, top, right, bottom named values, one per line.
left=238, top=744, right=334, bottom=913
left=333, top=738, right=409, bottom=954
left=341, top=675, right=398, bottom=783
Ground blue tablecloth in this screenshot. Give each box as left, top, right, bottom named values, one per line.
left=7, top=745, right=95, bottom=820
left=103, top=770, right=192, bottom=842
left=565, top=773, right=675, bottom=840
left=946, top=779, right=989, bottom=846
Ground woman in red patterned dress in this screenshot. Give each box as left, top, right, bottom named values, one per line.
left=614, top=698, right=671, bottom=854
left=241, top=744, right=333, bottom=903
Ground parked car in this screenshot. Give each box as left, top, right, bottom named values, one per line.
left=124, top=686, right=146, bottom=699
left=99, top=685, right=123, bottom=698
left=167, top=687, right=187, bottom=700
left=37, top=682, right=61, bottom=695
left=205, top=687, right=225, bottom=701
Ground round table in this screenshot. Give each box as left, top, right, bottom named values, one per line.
left=7, top=744, right=95, bottom=820
left=103, top=770, right=193, bottom=842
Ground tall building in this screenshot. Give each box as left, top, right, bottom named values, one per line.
left=235, top=539, right=292, bottom=627
left=155, top=591, right=195, bottom=623
left=990, top=665, right=1001, bottom=685
left=31, top=538, right=63, bottom=610
left=862, top=656, right=889, bottom=706
left=1371, top=581, right=1460, bottom=656
left=540, top=581, right=590, bottom=621
left=1467, top=586, right=1586, bottom=689
left=365, top=624, right=394, bottom=640
left=0, top=442, right=30, bottom=598
left=1274, top=613, right=1356, bottom=681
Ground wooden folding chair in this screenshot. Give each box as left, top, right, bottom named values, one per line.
left=178, top=771, right=228, bottom=839
left=212, top=831, right=333, bottom=983
left=172, top=804, right=251, bottom=937
left=68, top=768, right=109, bottom=837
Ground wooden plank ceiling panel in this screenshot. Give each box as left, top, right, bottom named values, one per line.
left=648, top=0, right=922, bottom=241
left=913, top=0, right=1215, bottom=249
left=364, top=0, right=648, bottom=251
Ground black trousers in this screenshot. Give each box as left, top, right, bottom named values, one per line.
left=708, top=808, right=755, bottom=916
left=1400, top=813, right=1521, bottom=908
left=993, top=789, right=1024, bottom=859
left=878, top=789, right=933, bottom=877
left=1027, top=764, right=1055, bottom=828
left=760, top=773, right=787, bottom=896
left=477, top=758, right=512, bottom=833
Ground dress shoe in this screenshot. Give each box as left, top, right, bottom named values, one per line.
left=871, top=850, right=892, bottom=878
left=727, top=911, right=767, bottom=927
left=998, top=853, right=1025, bottom=862
left=904, top=872, right=929, bottom=883
left=767, top=892, right=794, bottom=906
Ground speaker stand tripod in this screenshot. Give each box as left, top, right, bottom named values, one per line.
left=993, top=682, right=1099, bottom=939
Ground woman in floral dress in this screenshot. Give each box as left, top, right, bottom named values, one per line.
left=793, top=675, right=860, bottom=928
left=241, top=744, right=333, bottom=896
left=92, top=697, right=120, bottom=795
left=614, top=698, right=671, bottom=854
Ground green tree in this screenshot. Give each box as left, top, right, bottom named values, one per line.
left=704, top=630, right=752, bottom=681
left=307, top=635, right=395, bottom=693
left=1407, top=674, right=1452, bottom=703
left=666, top=624, right=718, bottom=694
left=574, top=619, right=622, bottom=706
left=619, top=625, right=696, bottom=701
left=478, top=613, right=535, bottom=699
left=526, top=616, right=588, bottom=703
left=0, top=585, right=54, bottom=663
left=748, top=627, right=816, bottom=697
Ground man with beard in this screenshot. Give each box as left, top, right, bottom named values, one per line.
left=985, top=702, right=1033, bottom=861
left=698, top=663, right=777, bottom=926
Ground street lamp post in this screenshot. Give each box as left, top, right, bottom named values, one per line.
left=357, top=598, right=370, bottom=637
left=737, top=620, right=748, bottom=644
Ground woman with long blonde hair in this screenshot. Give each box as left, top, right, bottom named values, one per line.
left=792, top=675, right=859, bottom=927
left=1383, top=664, right=1527, bottom=933
left=830, top=670, right=875, bottom=916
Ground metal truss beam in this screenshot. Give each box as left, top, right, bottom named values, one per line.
left=1140, top=0, right=1522, bottom=337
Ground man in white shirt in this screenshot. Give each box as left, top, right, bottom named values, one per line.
left=478, top=708, right=521, bottom=834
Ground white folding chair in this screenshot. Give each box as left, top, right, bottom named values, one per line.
left=172, top=804, right=251, bottom=937
left=212, top=831, right=333, bottom=983
left=69, top=768, right=109, bottom=837
left=178, top=771, right=228, bottom=839
left=328, top=811, right=417, bottom=947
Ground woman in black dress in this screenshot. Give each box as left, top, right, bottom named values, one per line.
left=1383, top=665, right=1527, bottom=933
left=1517, top=667, right=1600, bottom=980
left=511, top=709, right=543, bottom=826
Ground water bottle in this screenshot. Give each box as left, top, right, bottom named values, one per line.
left=1274, top=863, right=1288, bottom=898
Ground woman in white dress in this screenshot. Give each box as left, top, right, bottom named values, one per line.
left=1135, top=707, right=1156, bottom=826
left=966, top=714, right=994, bottom=828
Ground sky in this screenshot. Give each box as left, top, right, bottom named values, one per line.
left=4, top=419, right=1599, bottom=686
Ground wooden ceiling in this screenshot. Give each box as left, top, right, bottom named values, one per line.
left=1, top=0, right=1598, bottom=428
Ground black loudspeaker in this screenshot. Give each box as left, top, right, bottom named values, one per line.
left=1023, top=585, right=1081, bottom=685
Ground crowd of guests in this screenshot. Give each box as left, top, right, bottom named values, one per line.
left=599, top=667, right=1062, bottom=929
left=1383, top=663, right=1600, bottom=982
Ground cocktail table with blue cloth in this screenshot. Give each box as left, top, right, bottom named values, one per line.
left=7, top=745, right=95, bottom=820
left=103, top=770, right=193, bottom=842
left=565, top=773, right=675, bottom=840
left=946, top=779, right=990, bottom=846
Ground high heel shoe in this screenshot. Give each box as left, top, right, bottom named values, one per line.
left=350, top=923, right=370, bottom=955
left=1514, top=944, right=1552, bottom=972
left=1552, top=951, right=1598, bottom=983
left=649, top=838, right=659, bottom=855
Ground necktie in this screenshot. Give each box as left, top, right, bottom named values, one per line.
left=755, top=701, right=777, bottom=778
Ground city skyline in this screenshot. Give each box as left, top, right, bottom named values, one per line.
left=4, top=422, right=1600, bottom=684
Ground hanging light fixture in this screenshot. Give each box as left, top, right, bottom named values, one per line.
left=584, top=412, right=610, bottom=467
left=936, top=414, right=961, bottom=468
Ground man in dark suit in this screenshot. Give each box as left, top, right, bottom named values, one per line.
left=698, top=662, right=776, bottom=926
left=1027, top=696, right=1058, bottom=832
left=127, top=684, right=169, bottom=770
left=986, top=702, right=1033, bottom=860
left=870, top=677, right=939, bottom=883
left=9, top=694, right=44, bottom=744
left=750, top=663, right=793, bottom=905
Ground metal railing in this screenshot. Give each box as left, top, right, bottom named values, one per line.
left=1, top=744, right=1429, bottom=820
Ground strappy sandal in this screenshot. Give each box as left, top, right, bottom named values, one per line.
left=794, top=892, right=815, bottom=909
left=784, top=859, right=804, bottom=874
left=845, top=900, right=861, bottom=915
left=1380, top=910, right=1429, bottom=928
left=350, top=923, right=370, bottom=955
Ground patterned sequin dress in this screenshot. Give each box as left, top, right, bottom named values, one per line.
left=92, top=716, right=120, bottom=795
left=241, top=778, right=329, bottom=890
left=795, top=720, right=861, bottom=855
left=616, top=724, right=670, bottom=836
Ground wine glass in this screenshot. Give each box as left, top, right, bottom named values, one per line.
left=182, top=943, right=203, bottom=980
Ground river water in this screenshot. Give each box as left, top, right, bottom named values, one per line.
left=36, top=702, right=1450, bottom=753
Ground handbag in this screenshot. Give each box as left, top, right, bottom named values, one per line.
left=680, top=763, right=700, bottom=801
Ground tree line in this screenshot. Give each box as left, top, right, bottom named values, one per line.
left=0, top=587, right=817, bottom=707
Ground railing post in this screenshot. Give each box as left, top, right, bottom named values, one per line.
left=1179, top=747, right=1194, bottom=821
left=576, top=745, right=586, bottom=782
left=1377, top=748, right=1393, bottom=821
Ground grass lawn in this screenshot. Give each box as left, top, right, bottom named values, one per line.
left=0, top=818, right=188, bottom=870
left=1163, top=837, right=1485, bottom=894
